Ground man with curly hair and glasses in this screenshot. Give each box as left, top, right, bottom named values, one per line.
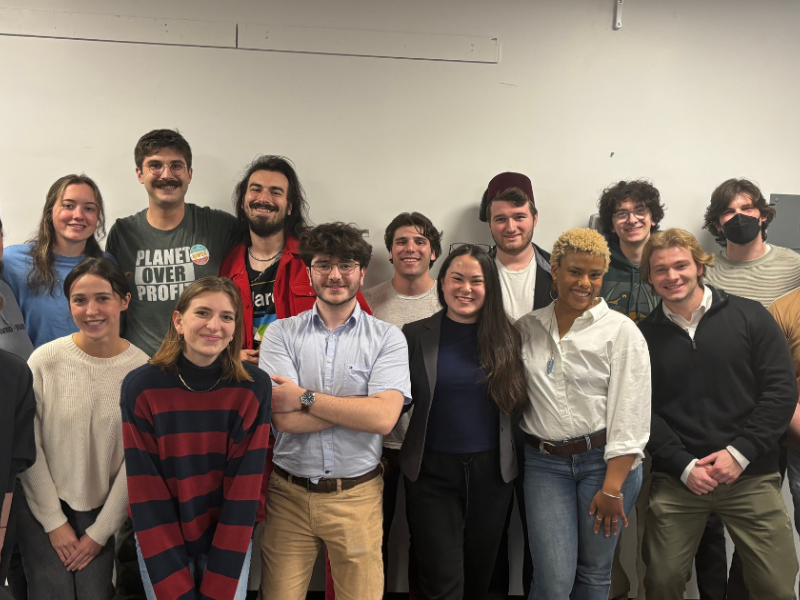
left=258, top=222, right=411, bottom=600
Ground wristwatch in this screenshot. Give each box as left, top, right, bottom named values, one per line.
left=300, top=390, right=316, bottom=413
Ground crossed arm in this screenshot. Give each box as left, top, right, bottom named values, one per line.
left=270, top=375, right=404, bottom=436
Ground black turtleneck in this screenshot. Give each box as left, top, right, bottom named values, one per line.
left=177, top=354, right=223, bottom=391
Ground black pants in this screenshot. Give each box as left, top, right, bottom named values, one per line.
left=405, top=448, right=514, bottom=600
left=383, top=447, right=421, bottom=599
left=489, top=420, right=533, bottom=599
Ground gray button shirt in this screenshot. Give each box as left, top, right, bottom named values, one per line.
left=259, top=302, right=411, bottom=479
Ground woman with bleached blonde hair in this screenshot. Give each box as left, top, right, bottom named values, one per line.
left=516, top=228, right=651, bottom=599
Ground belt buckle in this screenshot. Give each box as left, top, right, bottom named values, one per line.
left=539, top=441, right=556, bottom=455
left=306, top=478, right=313, bottom=492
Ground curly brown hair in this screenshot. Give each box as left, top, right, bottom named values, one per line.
left=383, top=212, right=443, bottom=265
left=299, top=222, right=373, bottom=269
left=597, top=180, right=664, bottom=238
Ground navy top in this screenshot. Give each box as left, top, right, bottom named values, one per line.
left=425, top=315, right=499, bottom=453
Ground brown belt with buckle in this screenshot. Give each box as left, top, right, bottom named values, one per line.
left=273, top=464, right=382, bottom=493
left=525, top=430, right=607, bottom=457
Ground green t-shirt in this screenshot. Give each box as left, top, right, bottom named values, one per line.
left=106, top=203, right=241, bottom=357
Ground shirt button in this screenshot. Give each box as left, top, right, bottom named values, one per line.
left=326, top=445, right=331, bottom=449
left=328, top=359, right=333, bottom=363
left=326, top=387, right=331, bottom=391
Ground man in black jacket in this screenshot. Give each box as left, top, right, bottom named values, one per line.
left=638, top=228, right=798, bottom=600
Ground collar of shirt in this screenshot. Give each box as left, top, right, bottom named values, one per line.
left=310, top=300, right=362, bottom=333
left=662, top=285, right=712, bottom=334
left=535, top=296, right=610, bottom=342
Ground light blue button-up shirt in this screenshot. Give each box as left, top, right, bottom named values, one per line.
left=259, top=302, right=411, bottom=479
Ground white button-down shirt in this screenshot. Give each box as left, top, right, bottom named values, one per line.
left=661, top=285, right=750, bottom=483
left=516, top=299, right=651, bottom=468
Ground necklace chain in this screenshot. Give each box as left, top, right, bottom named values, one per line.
left=248, top=247, right=283, bottom=263
left=178, top=373, right=221, bottom=393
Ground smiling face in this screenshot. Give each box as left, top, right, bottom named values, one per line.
left=647, top=245, right=704, bottom=307
left=390, top=225, right=436, bottom=280
left=552, top=251, right=605, bottom=316
left=441, top=254, right=486, bottom=323
left=488, top=200, right=537, bottom=255
left=611, top=198, right=653, bottom=246
left=69, top=273, right=130, bottom=343
left=136, top=148, right=193, bottom=208
left=52, top=183, right=100, bottom=250
left=308, top=255, right=366, bottom=309
left=243, top=169, right=291, bottom=238
left=173, top=291, right=236, bottom=367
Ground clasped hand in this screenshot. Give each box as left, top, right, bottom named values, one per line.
left=48, top=522, right=102, bottom=571
left=687, top=449, right=743, bottom=495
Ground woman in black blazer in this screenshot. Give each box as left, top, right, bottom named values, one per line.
left=400, top=244, right=527, bottom=600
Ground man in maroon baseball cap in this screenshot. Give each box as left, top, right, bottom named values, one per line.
left=481, top=172, right=552, bottom=598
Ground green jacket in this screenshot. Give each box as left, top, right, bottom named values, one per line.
left=601, top=236, right=659, bottom=323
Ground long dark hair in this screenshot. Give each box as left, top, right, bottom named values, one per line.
left=27, top=174, right=106, bottom=295
left=233, top=155, right=310, bottom=243
left=436, top=246, right=527, bottom=414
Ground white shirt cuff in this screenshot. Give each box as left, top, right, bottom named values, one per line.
left=726, top=445, right=750, bottom=470
left=681, top=458, right=698, bottom=485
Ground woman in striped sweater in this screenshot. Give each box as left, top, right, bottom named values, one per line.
left=17, top=257, right=149, bottom=600
left=122, top=277, right=271, bottom=600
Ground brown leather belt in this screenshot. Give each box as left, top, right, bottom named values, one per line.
left=525, top=430, right=607, bottom=457
left=274, top=464, right=382, bottom=494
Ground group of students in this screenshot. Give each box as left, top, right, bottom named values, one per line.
left=0, top=128, right=799, bottom=600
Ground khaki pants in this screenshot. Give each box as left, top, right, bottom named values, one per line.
left=643, top=472, right=798, bottom=600
left=259, top=471, right=384, bottom=600
left=609, top=452, right=652, bottom=600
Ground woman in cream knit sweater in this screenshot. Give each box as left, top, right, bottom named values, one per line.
left=16, top=257, right=148, bottom=600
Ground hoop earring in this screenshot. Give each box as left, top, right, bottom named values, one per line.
left=550, top=279, right=558, bottom=302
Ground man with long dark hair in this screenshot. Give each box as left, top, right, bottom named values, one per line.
left=221, top=155, right=370, bottom=366
left=258, top=222, right=411, bottom=600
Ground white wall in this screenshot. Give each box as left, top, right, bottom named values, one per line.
left=1, top=0, right=799, bottom=596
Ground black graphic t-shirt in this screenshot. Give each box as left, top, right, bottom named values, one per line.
left=246, top=258, right=279, bottom=349
left=106, top=203, right=240, bottom=356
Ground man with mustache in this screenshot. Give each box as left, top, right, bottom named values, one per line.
left=701, top=178, right=800, bottom=599
left=221, top=155, right=370, bottom=367
left=220, top=156, right=370, bottom=600
left=105, top=129, right=241, bottom=600
left=106, top=129, right=241, bottom=357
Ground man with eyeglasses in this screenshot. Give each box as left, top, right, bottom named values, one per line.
left=362, top=212, right=443, bottom=599
left=105, top=129, right=241, bottom=600
left=596, top=180, right=664, bottom=326
left=106, top=129, right=240, bottom=358
left=594, top=180, right=668, bottom=600
left=480, top=172, right=552, bottom=598
left=258, top=222, right=411, bottom=600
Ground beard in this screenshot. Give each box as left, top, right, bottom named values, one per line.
left=247, top=210, right=287, bottom=238
left=313, top=281, right=360, bottom=308
left=493, top=227, right=534, bottom=255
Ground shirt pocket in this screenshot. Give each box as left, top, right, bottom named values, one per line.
left=343, top=364, right=372, bottom=397
left=290, top=282, right=315, bottom=298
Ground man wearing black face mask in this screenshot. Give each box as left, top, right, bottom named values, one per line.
left=703, top=178, right=800, bottom=309
left=700, top=178, right=800, bottom=600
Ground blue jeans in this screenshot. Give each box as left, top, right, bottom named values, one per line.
left=523, top=442, right=642, bottom=600
left=135, top=536, right=252, bottom=600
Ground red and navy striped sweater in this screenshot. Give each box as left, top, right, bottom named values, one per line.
left=121, top=362, right=271, bottom=600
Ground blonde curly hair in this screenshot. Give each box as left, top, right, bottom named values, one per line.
left=550, top=228, right=611, bottom=273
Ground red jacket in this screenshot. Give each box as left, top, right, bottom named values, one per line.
left=219, top=234, right=372, bottom=523
left=220, top=235, right=372, bottom=349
